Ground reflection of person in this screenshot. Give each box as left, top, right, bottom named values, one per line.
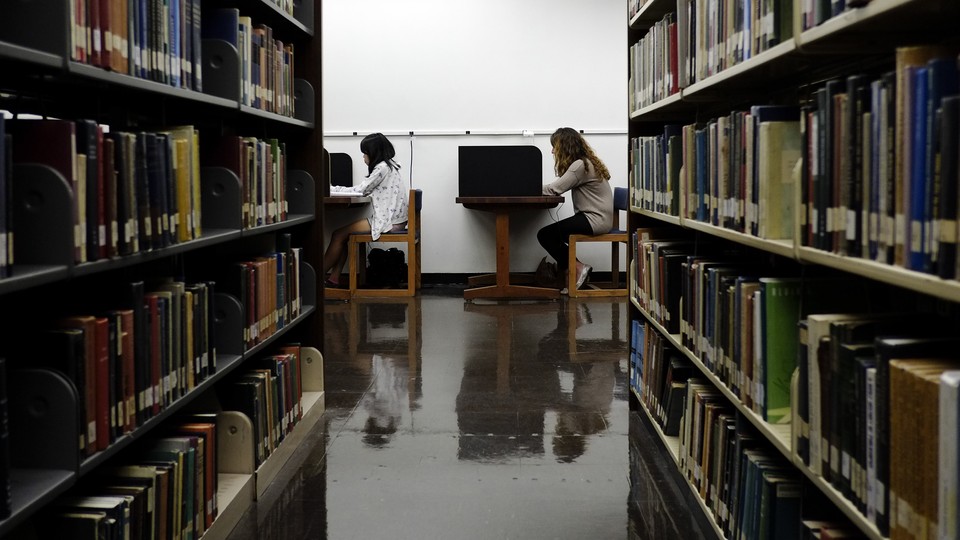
left=361, top=354, right=408, bottom=447
left=538, top=128, right=614, bottom=292
left=323, top=133, right=408, bottom=287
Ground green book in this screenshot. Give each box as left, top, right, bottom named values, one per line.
left=759, top=278, right=802, bottom=423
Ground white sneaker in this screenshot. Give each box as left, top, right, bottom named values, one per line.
left=576, top=265, right=592, bottom=289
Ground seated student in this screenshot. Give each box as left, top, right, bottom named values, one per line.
left=538, top=127, right=614, bottom=292
left=323, top=133, right=408, bottom=287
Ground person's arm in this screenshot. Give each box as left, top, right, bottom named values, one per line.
left=542, top=160, right=586, bottom=195
left=352, top=162, right=389, bottom=195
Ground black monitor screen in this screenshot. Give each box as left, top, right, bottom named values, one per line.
left=458, top=146, right=542, bottom=197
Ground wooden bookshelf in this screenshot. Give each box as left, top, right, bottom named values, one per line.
left=0, top=0, right=326, bottom=536
left=626, top=1, right=959, bottom=538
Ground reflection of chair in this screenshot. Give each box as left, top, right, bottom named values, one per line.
left=347, top=189, right=422, bottom=297
left=566, top=186, right=628, bottom=297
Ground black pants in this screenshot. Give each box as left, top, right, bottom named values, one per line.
left=537, top=212, right=592, bottom=271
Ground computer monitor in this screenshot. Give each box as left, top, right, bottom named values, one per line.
left=330, top=152, right=353, bottom=187
left=458, top=145, right=542, bottom=197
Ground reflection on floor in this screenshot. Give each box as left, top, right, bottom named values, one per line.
left=225, top=289, right=709, bottom=539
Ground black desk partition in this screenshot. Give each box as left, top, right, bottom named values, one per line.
left=330, top=152, right=353, bottom=187
left=458, top=145, right=542, bottom=197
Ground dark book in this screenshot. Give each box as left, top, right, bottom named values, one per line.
left=846, top=74, right=869, bottom=258
left=200, top=7, right=239, bottom=46
left=40, top=329, right=88, bottom=453
left=127, top=281, right=149, bottom=424
left=190, top=0, right=202, bottom=91
left=135, top=133, right=153, bottom=251
left=0, top=116, right=7, bottom=279
left=938, top=96, right=960, bottom=279
left=76, top=120, right=101, bottom=262
left=0, top=357, right=10, bottom=519
left=103, top=136, right=118, bottom=258
left=924, top=57, right=959, bottom=274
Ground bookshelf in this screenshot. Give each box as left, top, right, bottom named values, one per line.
left=0, top=0, right=326, bottom=536
left=627, top=0, right=960, bottom=539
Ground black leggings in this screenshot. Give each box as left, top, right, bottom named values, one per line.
left=537, top=212, right=593, bottom=271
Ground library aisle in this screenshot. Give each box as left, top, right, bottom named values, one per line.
left=223, top=290, right=709, bottom=539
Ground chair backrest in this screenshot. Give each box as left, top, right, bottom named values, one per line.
left=613, top=186, right=628, bottom=212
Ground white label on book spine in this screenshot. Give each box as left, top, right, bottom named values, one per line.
left=145, top=388, right=154, bottom=408
left=98, top=225, right=106, bottom=246
left=812, top=209, right=819, bottom=233
left=941, top=220, right=957, bottom=242
left=202, top=352, right=209, bottom=369
left=911, top=221, right=923, bottom=250
left=830, top=445, right=839, bottom=474
left=846, top=210, right=856, bottom=241
left=842, top=451, right=851, bottom=479
left=88, top=422, right=96, bottom=445
left=111, top=222, right=118, bottom=247
left=171, top=372, right=178, bottom=391
left=93, top=30, right=101, bottom=53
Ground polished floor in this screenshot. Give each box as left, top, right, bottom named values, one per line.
left=225, top=289, right=709, bottom=540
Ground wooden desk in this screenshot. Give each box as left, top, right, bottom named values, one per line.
left=456, top=195, right=563, bottom=300
left=323, top=195, right=371, bottom=207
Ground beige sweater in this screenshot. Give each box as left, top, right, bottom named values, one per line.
left=542, top=159, right=614, bottom=234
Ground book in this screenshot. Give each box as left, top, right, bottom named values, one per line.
left=940, top=371, right=960, bottom=540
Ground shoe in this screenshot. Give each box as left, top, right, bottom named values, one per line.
left=324, top=278, right=342, bottom=289
left=576, top=264, right=592, bottom=289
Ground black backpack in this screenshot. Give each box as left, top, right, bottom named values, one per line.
left=366, top=247, right=407, bottom=287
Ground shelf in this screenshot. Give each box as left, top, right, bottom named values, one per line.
left=79, top=352, right=245, bottom=475
left=632, top=208, right=682, bottom=226
left=682, top=220, right=796, bottom=259
left=0, top=469, right=75, bottom=537
left=0, top=40, right=62, bottom=69
left=631, top=300, right=886, bottom=540
left=253, top=387, right=325, bottom=498
left=234, top=0, right=314, bottom=38
left=67, top=62, right=239, bottom=109
left=633, top=304, right=793, bottom=461
left=199, top=473, right=255, bottom=540
left=240, top=214, right=314, bottom=237
left=0, top=265, right=70, bottom=297
left=793, top=465, right=886, bottom=540
left=635, top=395, right=725, bottom=540
left=629, top=0, right=675, bottom=30
left=682, top=40, right=798, bottom=100
left=242, top=304, right=316, bottom=359
left=797, top=247, right=960, bottom=304
left=629, top=92, right=684, bottom=121
left=797, top=0, right=950, bottom=52
left=72, top=229, right=241, bottom=277
left=239, top=105, right=314, bottom=129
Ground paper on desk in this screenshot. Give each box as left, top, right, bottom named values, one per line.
left=328, top=190, right=364, bottom=197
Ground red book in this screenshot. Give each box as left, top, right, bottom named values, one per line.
left=98, top=0, right=111, bottom=68
left=668, top=21, right=679, bottom=95
left=277, top=345, right=302, bottom=421
left=88, top=0, right=101, bottom=66
left=59, top=315, right=98, bottom=455
left=93, top=317, right=110, bottom=451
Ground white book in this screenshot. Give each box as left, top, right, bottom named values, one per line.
left=939, top=371, right=960, bottom=540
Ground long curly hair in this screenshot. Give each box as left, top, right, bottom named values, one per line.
left=550, top=128, right=610, bottom=181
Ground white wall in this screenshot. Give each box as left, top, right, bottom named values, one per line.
left=322, top=0, right=627, bottom=275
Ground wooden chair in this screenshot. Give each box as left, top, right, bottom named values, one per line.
left=347, top=189, right=422, bottom=297
left=567, top=186, right=628, bottom=298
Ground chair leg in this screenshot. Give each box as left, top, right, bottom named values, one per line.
left=406, top=240, right=416, bottom=296
left=348, top=239, right=359, bottom=295
left=567, top=239, right=579, bottom=297
left=611, top=241, right=620, bottom=288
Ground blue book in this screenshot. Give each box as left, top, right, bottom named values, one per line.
left=924, top=57, right=959, bottom=273
left=908, top=67, right=929, bottom=271
left=200, top=8, right=239, bottom=47
left=868, top=79, right=882, bottom=261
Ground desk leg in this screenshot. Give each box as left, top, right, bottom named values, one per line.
left=464, top=210, right=559, bottom=300
left=495, top=212, right=510, bottom=288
